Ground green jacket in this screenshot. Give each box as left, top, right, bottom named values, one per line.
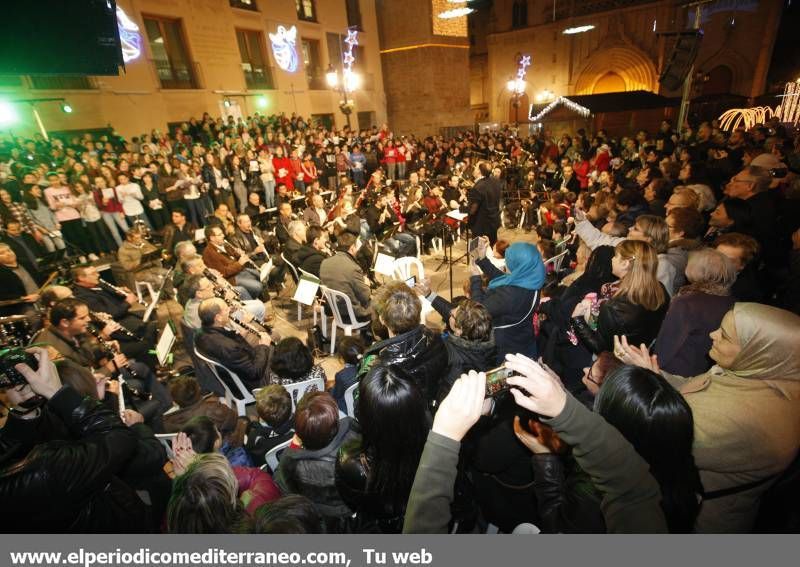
left=403, top=394, right=667, bottom=534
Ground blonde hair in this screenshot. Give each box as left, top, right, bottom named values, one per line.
left=614, top=240, right=666, bottom=311
left=634, top=215, right=670, bottom=254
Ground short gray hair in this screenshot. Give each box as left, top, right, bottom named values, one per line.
left=745, top=165, right=772, bottom=194
left=288, top=220, right=306, bottom=239
left=685, top=248, right=737, bottom=290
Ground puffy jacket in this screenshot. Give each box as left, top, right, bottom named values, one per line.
left=233, top=465, right=282, bottom=515
left=357, top=325, right=448, bottom=405
left=274, top=417, right=361, bottom=523
left=571, top=289, right=669, bottom=354
left=0, top=386, right=149, bottom=533
left=440, top=333, right=496, bottom=400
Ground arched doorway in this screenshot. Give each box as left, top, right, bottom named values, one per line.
left=703, top=65, right=733, bottom=95
left=593, top=72, right=626, bottom=94
left=508, top=92, right=530, bottom=124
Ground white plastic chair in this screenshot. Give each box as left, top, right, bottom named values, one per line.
left=280, top=252, right=304, bottom=321
left=264, top=438, right=292, bottom=474
left=544, top=249, right=569, bottom=274
left=283, top=375, right=326, bottom=412
left=392, top=256, right=425, bottom=282
left=320, top=286, right=371, bottom=355
left=193, top=346, right=256, bottom=416
left=344, top=381, right=359, bottom=418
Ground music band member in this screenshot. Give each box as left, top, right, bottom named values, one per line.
left=70, top=265, right=158, bottom=365
left=0, top=243, right=42, bottom=322
left=117, top=227, right=170, bottom=291
left=34, top=297, right=172, bottom=426
left=468, top=161, right=501, bottom=245
left=161, top=209, right=197, bottom=264
left=195, top=297, right=272, bottom=390
left=201, top=225, right=264, bottom=300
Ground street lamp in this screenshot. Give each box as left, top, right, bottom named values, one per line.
left=326, top=64, right=360, bottom=129
left=507, top=77, right=527, bottom=126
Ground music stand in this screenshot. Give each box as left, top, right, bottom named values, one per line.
left=143, top=267, right=173, bottom=323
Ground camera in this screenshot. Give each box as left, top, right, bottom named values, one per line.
left=0, top=348, right=38, bottom=389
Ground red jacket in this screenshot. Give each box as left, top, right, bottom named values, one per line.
left=272, top=156, right=294, bottom=188
left=233, top=466, right=281, bottom=515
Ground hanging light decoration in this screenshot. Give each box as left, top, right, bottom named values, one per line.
left=776, top=81, right=800, bottom=126
left=529, top=96, right=590, bottom=122
left=438, top=7, right=474, bottom=18
left=563, top=24, right=595, bottom=34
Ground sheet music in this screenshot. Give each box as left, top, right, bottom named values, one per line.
left=293, top=274, right=320, bottom=306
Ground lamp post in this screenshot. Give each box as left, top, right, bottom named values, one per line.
left=326, top=65, right=360, bottom=130
left=506, top=77, right=527, bottom=126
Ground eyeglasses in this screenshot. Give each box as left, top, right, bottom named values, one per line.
left=585, top=367, right=600, bottom=386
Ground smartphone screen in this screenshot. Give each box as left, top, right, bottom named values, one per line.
left=404, top=275, right=416, bottom=287
left=485, top=365, right=513, bottom=397
left=468, top=237, right=480, bottom=254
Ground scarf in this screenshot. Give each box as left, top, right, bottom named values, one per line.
left=487, top=242, right=545, bottom=291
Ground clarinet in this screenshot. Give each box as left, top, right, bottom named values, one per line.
left=98, top=279, right=145, bottom=306
left=203, top=268, right=242, bottom=300
left=230, top=311, right=272, bottom=337
left=90, top=311, right=140, bottom=341
left=87, top=326, right=140, bottom=380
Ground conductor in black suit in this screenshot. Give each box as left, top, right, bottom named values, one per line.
left=467, top=161, right=501, bottom=245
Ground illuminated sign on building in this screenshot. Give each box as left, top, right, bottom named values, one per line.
left=270, top=25, right=299, bottom=73
left=116, top=6, right=142, bottom=63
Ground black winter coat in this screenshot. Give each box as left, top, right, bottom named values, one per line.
left=274, top=417, right=361, bottom=524
left=0, top=386, right=149, bottom=533
left=571, top=289, right=669, bottom=354
left=357, top=325, right=448, bottom=406
left=194, top=326, right=271, bottom=389
left=440, top=333, right=497, bottom=400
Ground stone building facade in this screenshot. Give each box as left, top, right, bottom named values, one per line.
left=0, top=0, right=387, bottom=139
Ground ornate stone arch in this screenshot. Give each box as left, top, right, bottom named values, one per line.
left=696, top=49, right=751, bottom=96
left=573, top=45, right=658, bottom=95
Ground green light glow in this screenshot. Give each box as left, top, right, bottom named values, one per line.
left=0, top=101, right=18, bottom=125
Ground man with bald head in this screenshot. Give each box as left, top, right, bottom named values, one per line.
left=194, top=297, right=272, bottom=389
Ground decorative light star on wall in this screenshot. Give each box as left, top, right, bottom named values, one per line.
left=342, top=27, right=359, bottom=93
left=270, top=25, right=299, bottom=73
left=116, top=6, right=142, bottom=63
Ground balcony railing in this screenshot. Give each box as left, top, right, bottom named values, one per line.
left=230, top=0, right=258, bottom=11
left=151, top=59, right=202, bottom=89
left=28, top=75, right=96, bottom=90
left=243, top=66, right=275, bottom=90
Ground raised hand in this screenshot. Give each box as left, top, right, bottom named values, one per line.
left=432, top=370, right=486, bottom=442
left=504, top=353, right=567, bottom=418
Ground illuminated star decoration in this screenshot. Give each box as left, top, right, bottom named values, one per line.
left=116, top=7, right=142, bottom=63
left=518, top=55, right=531, bottom=80
left=341, top=28, right=359, bottom=93
left=270, top=25, right=299, bottom=72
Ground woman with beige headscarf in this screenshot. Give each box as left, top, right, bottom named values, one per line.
left=616, top=302, right=800, bottom=533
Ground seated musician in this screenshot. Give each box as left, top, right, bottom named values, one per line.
left=275, top=202, right=294, bottom=245
left=418, top=185, right=449, bottom=253
left=229, top=213, right=268, bottom=265
left=244, top=191, right=268, bottom=219
left=364, top=190, right=416, bottom=257
left=161, top=209, right=197, bottom=264
left=209, top=203, right=236, bottom=236
left=443, top=175, right=467, bottom=211
left=201, top=224, right=263, bottom=300
left=302, top=192, right=328, bottom=227
left=283, top=220, right=307, bottom=267
left=194, top=297, right=272, bottom=390
left=0, top=243, right=42, bottom=323
left=181, top=273, right=267, bottom=330
left=1, top=220, right=44, bottom=274
left=319, top=232, right=372, bottom=324
left=70, top=265, right=158, bottom=366
left=295, top=225, right=331, bottom=278
left=34, top=297, right=172, bottom=425
left=116, top=227, right=170, bottom=291
left=179, top=255, right=266, bottom=320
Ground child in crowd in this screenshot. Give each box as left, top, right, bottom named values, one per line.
left=330, top=336, right=364, bottom=413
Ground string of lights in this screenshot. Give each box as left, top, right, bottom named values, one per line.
left=529, top=96, right=590, bottom=122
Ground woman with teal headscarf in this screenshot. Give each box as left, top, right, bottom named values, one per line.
left=471, top=239, right=545, bottom=362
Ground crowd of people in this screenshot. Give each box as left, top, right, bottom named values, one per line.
left=0, top=109, right=799, bottom=534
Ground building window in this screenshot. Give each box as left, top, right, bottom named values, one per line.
left=345, top=0, right=362, bottom=30
left=511, top=1, right=528, bottom=29
left=143, top=16, right=198, bottom=89
left=301, top=38, right=325, bottom=89
left=236, top=29, right=274, bottom=89
left=296, top=0, right=317, bottom=22
left=29, top=76, right=94, bottom=90
left=229, top=0, right=258, bottom=10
